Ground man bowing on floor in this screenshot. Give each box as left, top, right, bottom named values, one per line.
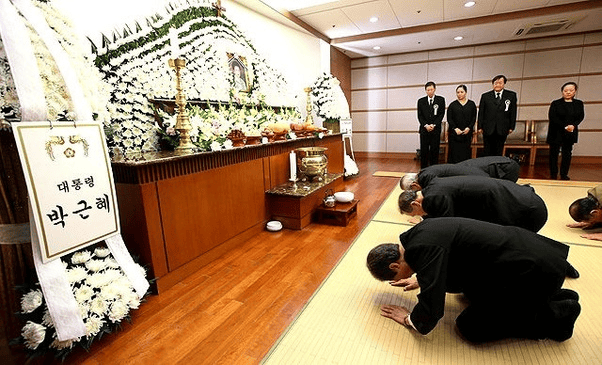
left=366, top=217, right=581, bottom=343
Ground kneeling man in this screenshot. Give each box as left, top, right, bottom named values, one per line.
left=366, top=217, right=581, bottom=343
left=399, top=175, right=547, bottom=232
left=400, top=156, right=520, bottom=191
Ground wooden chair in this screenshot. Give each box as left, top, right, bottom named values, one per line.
left=439, top=121, right=448, bottom=163
left=528, top=120, right=550, bottom=166
left=502, top=120, right=531, bottom=162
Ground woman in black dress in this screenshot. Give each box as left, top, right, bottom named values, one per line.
left=546, top=82, right=585, bottom=180
left=446, top=85, right=477, bottom=163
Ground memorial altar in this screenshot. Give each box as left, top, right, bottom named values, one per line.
left=112, top=134, right=344, bottom=293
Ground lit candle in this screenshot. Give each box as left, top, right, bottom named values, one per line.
left=169, top=27, right=180, bottom=59
left=290, top=151, right=297, bottom=181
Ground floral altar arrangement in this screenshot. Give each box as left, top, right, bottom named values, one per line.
left=93, top=0, right=300, bottom=155
left=310, top=73, right=351, bottom=133
left=310, top=73, right=358, bottom=177
left=154, top=102, right=304, bottom=151
left=11, top=242, right=150, bottom=361
left=0, top=0, right=304, bottom=155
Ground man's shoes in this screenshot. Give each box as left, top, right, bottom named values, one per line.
left=566, top=263, right=580, bottom=278
left=546, top=299, right=581, bottom=342
left=552, top=288, right=579, bottom=301
left=561, top=176, right=571, bottom=180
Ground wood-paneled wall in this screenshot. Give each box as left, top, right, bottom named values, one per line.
left=350, top=31, right=602, bottom=156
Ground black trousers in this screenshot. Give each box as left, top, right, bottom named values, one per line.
left=456, top=273, right=565, bottom=342
left=549, top=142, right=574, bottom=178
left=420, top=132, right=440, bottom=168
left=483, top=133, right=507, bottom=157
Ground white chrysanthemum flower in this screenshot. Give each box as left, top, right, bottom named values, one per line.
left=71, top=251, right=92, bottom=265
left=108, top=300, right=129, bottom=323
left=21, top=289, right=43, bottom=313
left=66, top=266, right=88, bottom=284
left=74, top=285, right=94, bottom=303
left=104, top=257, right=120, bottom=269
left=42, top=309, right=54, bottom=327
left=94, top=247, right=111, bottom=258
left=85, top=259, right=107, bottom=272
left=78, top=302, right=91, bottom=318
left=210, top=141, right=222, bottom=151
left=85, top=315, right=105, bottom=339
left=86, top=272, right=113, bottom=288
left=49, top=334, right=76, bottom=350
left=100, top=283, right=121, bottom=301
left=124, top=291, right=141, bottom=310
left=89, top=297, right=108, bottom=316
left=21, top=321, right=46, bottom=350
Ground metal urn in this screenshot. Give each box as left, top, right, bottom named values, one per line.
left=295, top=147, right=328, bottom=182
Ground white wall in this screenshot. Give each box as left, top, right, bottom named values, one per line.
left=350, top=32, right=602, bottom=157
left=226, top=1, right=325, bottom=112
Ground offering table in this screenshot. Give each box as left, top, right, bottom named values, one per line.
left=111, top=134, right=344, bottom=293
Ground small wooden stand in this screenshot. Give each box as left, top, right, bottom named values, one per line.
left=314, top=199, right=359, bottom=226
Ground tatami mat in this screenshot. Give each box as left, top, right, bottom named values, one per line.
left=262, top=178, right=602, bottom=365
left=373, top=171, right=404, bottom=178
left=372, top=174, right=602, bottom=247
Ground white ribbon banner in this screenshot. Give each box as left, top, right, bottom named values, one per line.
left=30, top=207, right=87, bottom=341
left=0, top=0, right=47, bottom=121
left=12, top=0, right=92, bottom=121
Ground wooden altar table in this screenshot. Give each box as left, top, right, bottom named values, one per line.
left=266, top=173, right=344, bottom=230
left=111, top=134, right=344, bottom=293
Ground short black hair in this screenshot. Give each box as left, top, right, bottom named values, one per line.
left=561, top=81, right=578, bottom=91
left=398, top=190, right=418, bottom=213
left=425, top=81, right=436, bottom=89
left=456, top=84, right=467, bottom=92
left=492, top=75, right=507, bottom=84
left=367, top=243, right=400, bottom=281
left=569, top=196, right=600, bottom=221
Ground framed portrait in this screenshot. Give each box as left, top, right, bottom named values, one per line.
left=227, top=53, right=251, bottom=93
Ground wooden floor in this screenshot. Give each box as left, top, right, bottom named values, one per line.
left=6, top=156, right=602, bottom=364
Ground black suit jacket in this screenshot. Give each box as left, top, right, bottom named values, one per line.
left=477, top=89, right=517, bottom=136
left=417, top=95, right=446, bottom=135
left=421, top=175, right=545, bottom=232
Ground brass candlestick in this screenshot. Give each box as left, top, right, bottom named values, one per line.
left=168, top=58, right=194, bottom=150
left=304, top=87, right=314, bottom=125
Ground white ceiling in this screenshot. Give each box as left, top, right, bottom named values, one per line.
left=255, top=0, right=602, bottom=58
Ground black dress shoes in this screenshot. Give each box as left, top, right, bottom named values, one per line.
left=546, top=299, right=581, bottom=342
left=566, top=263, right=580, bottom=278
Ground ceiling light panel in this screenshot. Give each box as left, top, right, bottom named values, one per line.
left=444, top=0, right=494, bottom=21
left=298, top=8, right=362, bottom=38
left=342, top=0, right=401, bottom=33
left=389, top=0, right=444, bottom=27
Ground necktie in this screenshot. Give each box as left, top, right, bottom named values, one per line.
left=429, top=98, right=433, bottom=106
left=496, top=92, right=501, bottom=100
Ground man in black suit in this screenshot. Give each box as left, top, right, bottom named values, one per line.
left=417, top=81, right=446, bottom=168
left=366, top=218, right=581, bottom=343
left=398, top=175, right=548, bottom=232
left=477, top=75, right=517, bottom=156
left=400, top=156, right=521, bottom=191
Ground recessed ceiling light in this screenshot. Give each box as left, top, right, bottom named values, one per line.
left=370, top=17, right=379, bottom=23
left=454, top=36, right=464, bottom=41
left=464, top=1, right=476, bottom=7
left=373, top=46, right=381, bottom=50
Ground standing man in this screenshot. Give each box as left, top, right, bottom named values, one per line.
left=478, top=75, right=517, bottom=156
left=417, top=82, right=446, bottom=168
